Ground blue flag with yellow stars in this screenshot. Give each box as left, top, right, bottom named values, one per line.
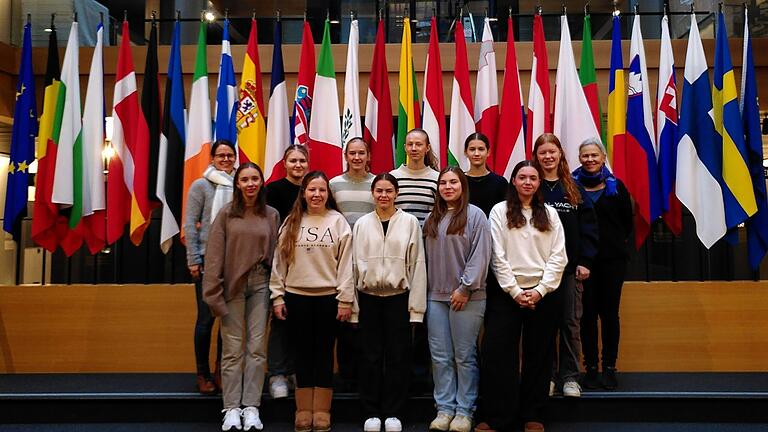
left=4, top=22, right=37, bottom=241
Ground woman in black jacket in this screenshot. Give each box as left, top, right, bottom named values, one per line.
left=572, top=139, right=633, bottom=390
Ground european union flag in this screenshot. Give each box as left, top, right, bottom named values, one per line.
left=3, top=22, right=37, bottom=241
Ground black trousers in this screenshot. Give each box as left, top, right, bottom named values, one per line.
left=284, top=293, right=338, bottom=388
left=357, top=291, right=412, bottom=419
left=581, top=259, right=626, bottom=368
left=478, top=283, right=559, bottom=430
left=194, top=275, right=222, bottom=376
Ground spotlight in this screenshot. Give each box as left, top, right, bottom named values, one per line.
left=204, top=11, right=216, bottom=22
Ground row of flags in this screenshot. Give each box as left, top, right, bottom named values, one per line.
left=3, top=11, right=767, bottom=270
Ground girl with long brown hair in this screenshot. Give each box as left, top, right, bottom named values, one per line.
left=475, top=160, right=567, bottom=432
left=269, top=171, right=353, bottom=432
left=531, top=133, right=599, bottom=399
left=423, top=167, right=491, bottom=432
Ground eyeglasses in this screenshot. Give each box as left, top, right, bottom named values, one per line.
left=214, top=153, right=236, bottom=160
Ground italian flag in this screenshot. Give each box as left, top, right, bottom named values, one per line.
left=181, top=22, right=212, bottom=241
left=307, top=19, right=342, bottom=177
left=396, top=17, right=420, bottom=167
left=448, top=19, right=475, bottom=169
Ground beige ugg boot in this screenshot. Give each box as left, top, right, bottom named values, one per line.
left=311, top=387, right=333, bottom=432
left=294, top=387, right=314, bottom=432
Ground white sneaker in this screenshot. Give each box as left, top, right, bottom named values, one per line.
left=384, top=417, right=402, bottom=432
left=363, top=417, right=382, bottom=432
left=549, top=380, right=556, bottom=397
left=448, top=415, right=472, bottom=432
left=563, top=380, right=582, bottom=397
left=269, top=375, right=289, bottom=399
left=429, top=412, right=453, bottom=431
left=221, top=408, right=242, bottom=431
left=242, top=406, right=263, bottom=431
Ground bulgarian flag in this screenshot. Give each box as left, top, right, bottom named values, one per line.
left=395, top=17, right=420, bottom=167
left=31, top=23, right=65, bottom=252
left=236, top=18, right=267, bottom=166
left=307, top=19, right=342, bottom=177
left=422, top=16, right=446, bottom=169
left=579, top=13, right=603, bottom=139
left=51, top=22, right=83, bottom=255
left=181, top=22, right=212, bottom=241
left=474, top=17, right=499, bottom=168
left=448, top=19, right=475, bottom=169
left=364, top=19, right=394, bottom=173
left=107, top=20, right=151, bottom=246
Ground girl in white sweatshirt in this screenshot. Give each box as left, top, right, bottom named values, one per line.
left=475, top=160, right=567, bottom=432
left=352, top=173, right=426, bottom=432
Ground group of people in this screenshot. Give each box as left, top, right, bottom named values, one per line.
left=183, top=128, right=633, bottom=432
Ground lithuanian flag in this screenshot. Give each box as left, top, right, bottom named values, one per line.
left=395, top=17, right=420, bottom=167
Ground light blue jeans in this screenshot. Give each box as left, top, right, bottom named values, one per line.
left=426, top=299, right=486, bottom=417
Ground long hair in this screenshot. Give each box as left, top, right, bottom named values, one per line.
left=344, top=137, right=371, bottom=172
left=278, top=171, right=340, bottom=264
left=424, top=167, right=470, bottom=238
left=506, top=160, right=551, bottom=232
left=407, top=128, right=440, bottom=171
left=531, top=133, right=581, bottom=207
left=229, top=162, right=268, bottom=218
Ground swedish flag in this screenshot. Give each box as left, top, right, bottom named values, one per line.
left=713, top=11, right=756, bottom=229
left=3, top=22, right=37, bottom=241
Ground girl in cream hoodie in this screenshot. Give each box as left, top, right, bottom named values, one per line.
left=351, top=173, right=427, bottom=432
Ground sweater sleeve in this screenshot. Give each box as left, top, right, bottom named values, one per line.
left=184, top=181, right=205, bottom=266
left=458, top=207, right=492, bottom=295
left=489, top=204, right=524, bottom=300
left=535, top=207, right=568, bottom=298
left=576, top=187, right=599, bottom=270
left=335, top=219, right=355, bottom=306
left=269, top=232, right=289, bottom=306
left=406, top=217, right=427, bottom=322
left=202, top=210, right=228, bottom=317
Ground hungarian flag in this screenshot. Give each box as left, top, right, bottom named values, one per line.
left=552, top=14, right=601, bottom=170
left=607, top=14, right=627, bottom=177
left=341, top=18, right=361, bottom=146
left=4, top=22, right=36, bottom=242
left=265, top=19, right=290, bottom=183
left=292, top=21, right=315, bottom=146
left=214, top=19, right=237, bottom=146
left=625, top=13, right=661, bottom=248
left=158, top=20, right=186, bottom=253
left=51, top=22, right=83, bottom=255
left=421, top=16, right=446, bottom=169
left=495, top=16, right=526, bottom=178
left=448, top=19, right=475, bottom=169
left=526, top=14, right=550, bottom=156
left=307, top=19, right=342, bottom=177
left=395, top=17, right=420, bottom=167
left=107, top=20, right=151, bottom=246
left=364, top=19, right=394, bottom=173
left=181, top=22, right=212, bottom=241
left=579, top=13, right=602, bottom=139
left=142, top=19, right=161, bottom=208
left=474, top=17, right=499, bottom=168
left=656, top=13, right=682, bottom=235
left=77, top=22, right=106, bottom=254
left=31, top=22, right=65, bottom=252
left=236, top=18, right=267, bottom=166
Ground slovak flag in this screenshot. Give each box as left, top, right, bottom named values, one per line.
left=624, top=14, right=661, bottom=248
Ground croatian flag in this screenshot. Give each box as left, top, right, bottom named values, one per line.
left=624, top=14, right=661, bottom=248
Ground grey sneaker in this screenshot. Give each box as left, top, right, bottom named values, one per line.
left=221, top=408, right=242, bottom=431
left=269, top=375, right=289, bottom=399
left=384, top=417, right=402, bottom=432
left=241, top=406, right=263, bottom=431
left=429, top=412, right=453, bottom=431
left=364, top=417, right=382, bottom=432
left=563, top=380, right=582, bottom=397
left=448, top=415, right=472, bottom=432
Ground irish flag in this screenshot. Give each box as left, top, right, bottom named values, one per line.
left=307, top=19, right=342, bottom=177
left=396, top=17, right=420, bottom=167
left=448, top=19, right=475, bottom=169
left=181, top=22, right=212, bottom=241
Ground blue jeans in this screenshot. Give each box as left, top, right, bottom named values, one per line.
left=427, top=299, right=485, bottom=417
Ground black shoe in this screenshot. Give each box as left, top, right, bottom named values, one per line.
left=603, top=367, right=618, bottom=390
left=582, top=366, right=601, bottom=390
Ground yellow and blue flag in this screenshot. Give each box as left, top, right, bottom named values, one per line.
left=4, top=22, right=37, bottom=241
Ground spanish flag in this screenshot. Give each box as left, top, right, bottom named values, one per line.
left=236, top=18, right=267, bottom=166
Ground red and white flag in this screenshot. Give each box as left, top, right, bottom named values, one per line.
left=422, top=16, right=447, bottom=169
left=475, top=17, right=499, bottom=168
left=364, top=19, right=394, bottom=173
left=526, top=14, right=551, bottom=155
left=292, top=21, right=315, bottom=146
left=495, top=17, right=526, bottom=178
left=447, top=20, right=475, bottom=169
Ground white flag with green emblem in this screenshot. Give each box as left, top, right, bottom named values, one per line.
left=342, top=18, right=361, bottom=147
